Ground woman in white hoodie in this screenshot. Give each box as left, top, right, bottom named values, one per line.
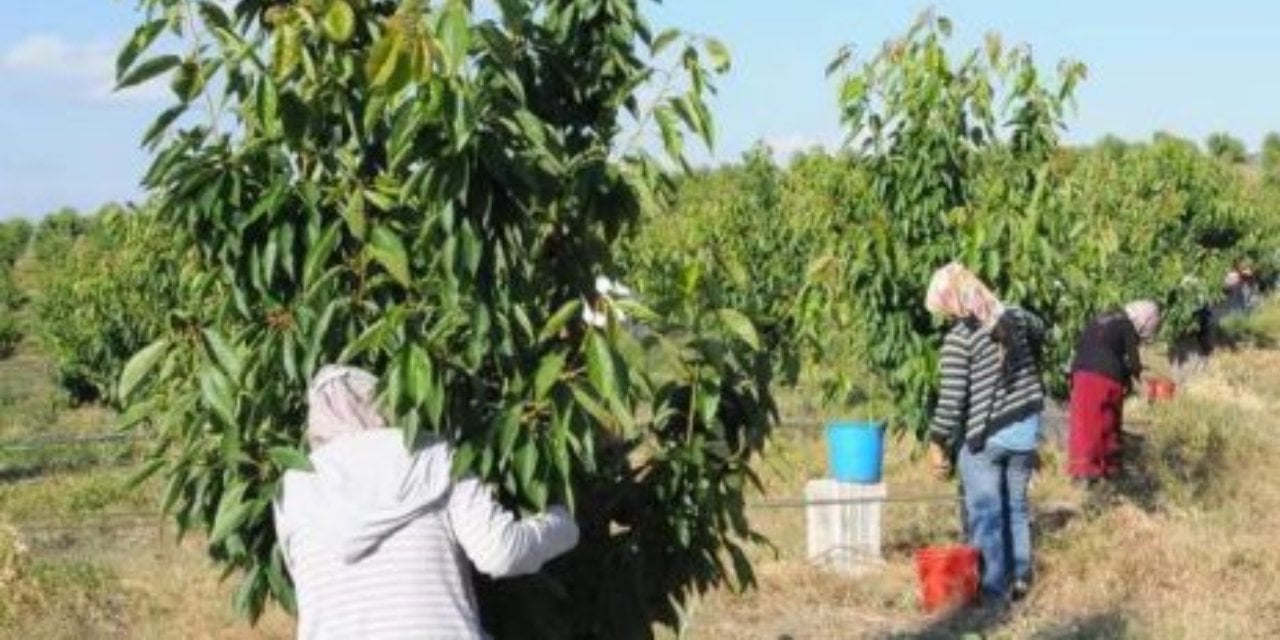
left=274, top=365, right=580, bottom=640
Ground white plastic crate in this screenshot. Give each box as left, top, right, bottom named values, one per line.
left=804, top=479, right=886, bottom=575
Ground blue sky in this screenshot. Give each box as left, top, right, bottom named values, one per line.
left=2, top=0, right=1278, bottom=218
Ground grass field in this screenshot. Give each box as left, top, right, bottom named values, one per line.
left=5, top=305, right=1280, bottom=638
left=0, top=338, right=293, bottom=638
left=671, top=303, right=1280, bottom=639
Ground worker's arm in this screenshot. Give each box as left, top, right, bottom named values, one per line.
left=929, top=327, right=971, bottom=452
left=446, top=478, right=580, bottom=578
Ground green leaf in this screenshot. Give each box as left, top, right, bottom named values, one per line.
left=128, top=458, right=166, bottom=489
left=528, top=479, right=548, bottom=510
left=142, top=104, right=188, bottom=148
left=533, top=351, right=566, bottom=399
left=209, top=486, right=250, bottom=545
left=365, top=34, right=403, bottom=89
left=232, top=565, right=266, bottom=621
left=538, top=299, right=583, bottom=343
left=116, top=20, right=166, bottom=80
left=452, top=441, right=477, bottom=477
left=339, top=315, right=397, bottom=362
left=569, top=384, right=613, bottom=429
left=404, top=344, right=432, bottom=403
left=117, top=54, right=181, bottom=90
left=726, top=541, right=755, bottom=592
left=202, top=329, right=243, bottom=378
left=266, top=547, right=297, bottom=614
left=612, top=298, right=661, bottom=324
left=119, top=338, right=170, bottom=401
left=705, top=38, right=731, bottom=73
left=586, top=331, right=619, bottom=404
left=695, top=376, right=721, bottom=427
left=269, top=446, right=314, bottom=472
left=281, top=331, right=300, bottom=383
left=513, top=109, right=547, bottom=149
left=655, top=105, right=682, bottom=159
left=272, top=25, right=302, bottom=79
left=937, top=16, right=954, bottom=37
left=198, top=1, right=233, bottom=32
left=497, top=406, right=522, bottom=460
left=280, top=91, right=309, bottom=143
left=550, top=425, right=572, bottom=486
left=322, top=0, right=356, bottom=43
left=369, top=226, right=411, bottom=286
left=439, top=0, right=471, bottom=70
left=410, top=35, right=435, bottom=82
left=715, top=309, right=760, bottom=349
left=670, top=96, right=700, bottom=135
left=342, top=191, right=368, bottom=239
left=170, top=59, right=203, bottom=102
left=117, top=397, right=157, bottom=429
left=200, top=368, right=238, bottom=428
left=826, top=45, right=853, bottom=77
left=423, top=364, right=445, bottom=429
left=515, top=438, right=538, bottom=489
left=651, top=29, right=680, bottom=55
left=304, top=222, right=342, bottom=290
left=251, top=74, right=279, bottom=128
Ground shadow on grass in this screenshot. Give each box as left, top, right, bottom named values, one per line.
left=872, top=600, right=1014, bottom=639
left=872, top=606, right=1131, bottom=640
left=1044, top=428, right=1180, bottom=516
left=1030, top=610, right=1131, bottom=639
left=1032, top=499, right=1081, bottom=538
left=0, top=449, right=138, bottom=484
left=1107, top=430, right=1163, bottom=513
left=882, top=499, right=965, bottom=562
left=1109, top=410, right=1235, bottom=514
left=1168, top=308, right=1278, bottom=380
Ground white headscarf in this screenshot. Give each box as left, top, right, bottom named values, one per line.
left=306, top=365, right=387, bottom=449
left=924, top=262, right=1005, bottom=329
left=1124, top=300, right=1162, bottom=341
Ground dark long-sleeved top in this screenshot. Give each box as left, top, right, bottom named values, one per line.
left=1070, top=311, right=1142, bottom=388
left=929, top=308, right=1046, bottom=453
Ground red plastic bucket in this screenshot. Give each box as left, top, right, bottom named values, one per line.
left=915, top=545, right=980, bottom=613
left=1145, top=377, right=1177, bottom=403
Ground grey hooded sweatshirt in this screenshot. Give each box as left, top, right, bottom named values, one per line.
left=274, top=429, right=579, bottom=639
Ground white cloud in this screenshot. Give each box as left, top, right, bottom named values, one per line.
left=2, top=34, right=103, bottom=76
left=0, top=33, right=167, bottom=103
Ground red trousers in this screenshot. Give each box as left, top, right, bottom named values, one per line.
left=1067, top=371, right=1126, bottom=479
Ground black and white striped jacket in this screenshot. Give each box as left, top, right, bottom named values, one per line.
left=928, top=308, right=1046, bottom=453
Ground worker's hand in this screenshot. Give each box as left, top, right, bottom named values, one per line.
left=544, top=505, right=573, bottom=521
left=541, top=505, right=581, bottom=549
left=927, top=441, right=952, bottom=480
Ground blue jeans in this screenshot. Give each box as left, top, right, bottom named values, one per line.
left=958, top=443, right=1035, bottom=600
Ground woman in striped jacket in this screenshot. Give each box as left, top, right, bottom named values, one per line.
left=924, top=263, right=1046, bottom=604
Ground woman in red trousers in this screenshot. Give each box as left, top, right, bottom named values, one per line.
left=1067, top=300, right=1161, bottom=484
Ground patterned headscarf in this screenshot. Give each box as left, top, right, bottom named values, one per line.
left=1124, top=300, right=1161, bottom=341
left=925, top=262, right=1005, bottom=329
left=306, top=365, right=387, bottom=448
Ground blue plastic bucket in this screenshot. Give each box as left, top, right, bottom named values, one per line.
left=826, top=420, right=886, bottom=484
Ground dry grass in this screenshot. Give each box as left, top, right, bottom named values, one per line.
left=0, top=344, right=293, bottom=638
left=8, top=310, right=1280, bottom=638
left=675, top=335, right=1280, bottom=639
left=0, top=469, right=294, bottom=638
left=1, top=524, right=295, bottom=639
